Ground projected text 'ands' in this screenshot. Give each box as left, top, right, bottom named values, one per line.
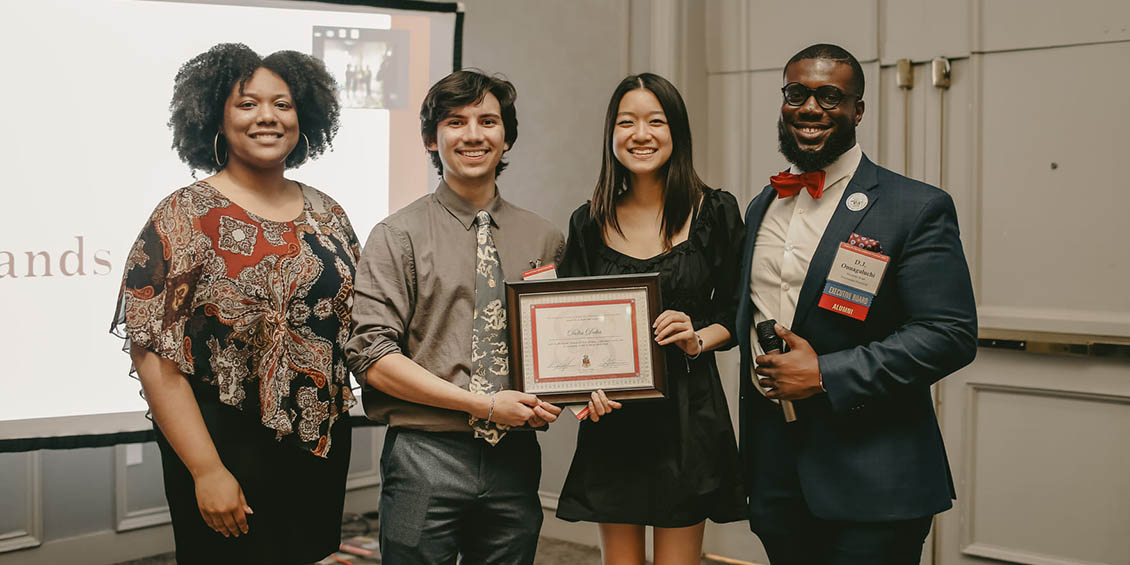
left=1, top=236, right=111, bottom=279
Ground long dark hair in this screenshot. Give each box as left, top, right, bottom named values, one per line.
left=590, top=73, right=706, bottom=249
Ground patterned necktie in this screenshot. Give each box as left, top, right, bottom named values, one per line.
left=469, top=210, right=510, bottom=445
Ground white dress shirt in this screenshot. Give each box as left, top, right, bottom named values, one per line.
left=749, top=144, right=863, bottom=397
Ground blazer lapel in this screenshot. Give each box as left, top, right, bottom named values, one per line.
left=791, top=156, right=881, bottom=332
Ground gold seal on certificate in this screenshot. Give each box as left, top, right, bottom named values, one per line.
left=505, top=274, right=667, bottom=404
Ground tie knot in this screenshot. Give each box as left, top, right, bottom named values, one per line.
left=475, top=210, right=492, bottom=227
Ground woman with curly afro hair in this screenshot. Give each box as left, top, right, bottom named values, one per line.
left=112, top=43, right=360, bottom=564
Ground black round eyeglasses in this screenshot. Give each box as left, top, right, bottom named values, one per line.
left=781, top=82, right=859, bottom=110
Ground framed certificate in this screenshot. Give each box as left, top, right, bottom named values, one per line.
left=505, top=274, right=667, bottom=404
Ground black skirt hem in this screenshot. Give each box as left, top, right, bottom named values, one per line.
left=555, top=503, right=746, bottom=529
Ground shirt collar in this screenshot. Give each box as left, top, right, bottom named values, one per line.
left=789, top=143, right=863, bottom=191
left=434, top=180, right=508, bottom=231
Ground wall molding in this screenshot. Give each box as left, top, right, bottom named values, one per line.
left=964, top=542, right=1112, bottom=565
left=346, top=427, right=382, bottom=491
left=0, top=484, right=382, bottom=565
left=0, top=523, right=174, bottom=565
left=979, top=306, right=1130, bottom=339
left=648, top=0, right=681, bottom=84
left=0, top=452, right=42, bottom=553
left=960, top=383, right=1130, bottom=564
left=114, top=444, right=170, bottom=533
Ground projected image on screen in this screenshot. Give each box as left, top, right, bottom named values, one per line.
left=313, top=26, right=410, bottom=110
left=0, top=0, right=456, bottom=443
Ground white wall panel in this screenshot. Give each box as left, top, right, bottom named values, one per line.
left=113, top=443, right=169, bottom=532
left=629, top=0, right=653, bottom=73
left=0, top=455, right=29, bottom=540
left=744, top=70, right=787, bottom=199
left=977, top=42, right=1130, bottom=336
left=0, top=525, right=173, bottom=565
left=705, top=73, right=751, bottom=202
left=857, top=61, right=881, bottom=160
left=963, top=384, right=1130, bottom=565
left=881, top=0, right=970, bottom=63
left=939, top=349, right=1130, bottom=565
left=876, top=63, right=911, bottom=175
left=744, top=0, right=878, bottom=70
left=537, top=416, right=582, bottom=501
left=345, top=426, right=382, bottom=491
left=648, top=0, right=681, bottom=83
left=41, top=447, right=113, bottom=540
left=461, top=0, right=629, bottom=231
left=704, top=0, right=748, bottom=73
left=979, top=0, right=1130, bottom=52
left=939, top=58, right=980, bottom=285
left=680, top=0, right=711, bottom=177
left=0, top=453, right=41, bottom=553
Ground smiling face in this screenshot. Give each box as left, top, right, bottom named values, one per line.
left=220, top=67, right=300, bottom=171
left=778, top=58, right=864, bottom=172
left=427, top=92, right=508, bottom=189
left=612, top=88, right=673, bottom=181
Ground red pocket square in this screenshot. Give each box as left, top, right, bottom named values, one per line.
left=847, top=233, right=883, bottom=254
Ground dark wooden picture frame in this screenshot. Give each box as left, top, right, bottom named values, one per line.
left=505, top=273, right=667, bottom=404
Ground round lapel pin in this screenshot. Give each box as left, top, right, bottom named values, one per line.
left=845, top=192, right=868, bottom=212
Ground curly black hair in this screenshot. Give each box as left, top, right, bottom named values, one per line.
left=419, top=69, right=518, bottom=177
left=168, top=43, right=340, bottom=174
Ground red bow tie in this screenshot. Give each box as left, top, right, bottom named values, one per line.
left=770, top=170, right=826, bottom=199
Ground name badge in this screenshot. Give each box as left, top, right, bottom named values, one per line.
left=522, top=263, right=557, bottom=280
left=818, top=243, right=889, bottom=320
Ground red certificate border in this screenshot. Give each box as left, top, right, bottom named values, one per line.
left=529, top=299, right=641, bottom=383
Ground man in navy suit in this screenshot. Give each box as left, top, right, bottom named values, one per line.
left=736, top=44, right=978, bottom=564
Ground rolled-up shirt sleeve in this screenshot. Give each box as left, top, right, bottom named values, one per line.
left=345, top=222, right=416, bottom=379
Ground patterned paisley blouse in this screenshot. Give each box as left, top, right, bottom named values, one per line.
left=112, top=181, right=359, bottom=457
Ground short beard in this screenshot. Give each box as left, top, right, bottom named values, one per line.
left=777, top=117, right=855, bottom=173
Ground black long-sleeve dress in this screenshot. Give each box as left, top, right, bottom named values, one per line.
left=555, top=187, right=747, bottom=527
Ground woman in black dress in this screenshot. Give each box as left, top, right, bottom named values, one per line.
left=555, top=73, right=746, bottom=563
left=112, top=44, right=357, bottom=564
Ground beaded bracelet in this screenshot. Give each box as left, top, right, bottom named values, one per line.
left=487, top=392, right=496, bottom=422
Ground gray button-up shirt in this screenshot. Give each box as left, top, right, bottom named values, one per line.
left=345, top=181, right=565, bottom=431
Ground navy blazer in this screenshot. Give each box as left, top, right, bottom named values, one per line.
left=736, top=155, right=977, bottom=528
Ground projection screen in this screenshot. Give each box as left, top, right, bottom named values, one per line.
left=0, top=0, right=459, bottom=449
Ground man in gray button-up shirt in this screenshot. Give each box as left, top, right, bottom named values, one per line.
left=345, top=70, right=564, bottom=564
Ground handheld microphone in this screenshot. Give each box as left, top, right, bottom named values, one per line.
left=755, top=320, right=798, bottom=422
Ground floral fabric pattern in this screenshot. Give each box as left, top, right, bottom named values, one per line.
left=467, top=210, right=510, bottom=445
left=112, top=181, right=360, bottom=457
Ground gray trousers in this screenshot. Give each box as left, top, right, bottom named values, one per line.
left=378, top=428, right=543, bottom=565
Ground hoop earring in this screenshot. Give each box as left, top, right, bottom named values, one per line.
left=213, top=132, right=227, bottom=168
left=290, top=132, right=311, bottom=166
